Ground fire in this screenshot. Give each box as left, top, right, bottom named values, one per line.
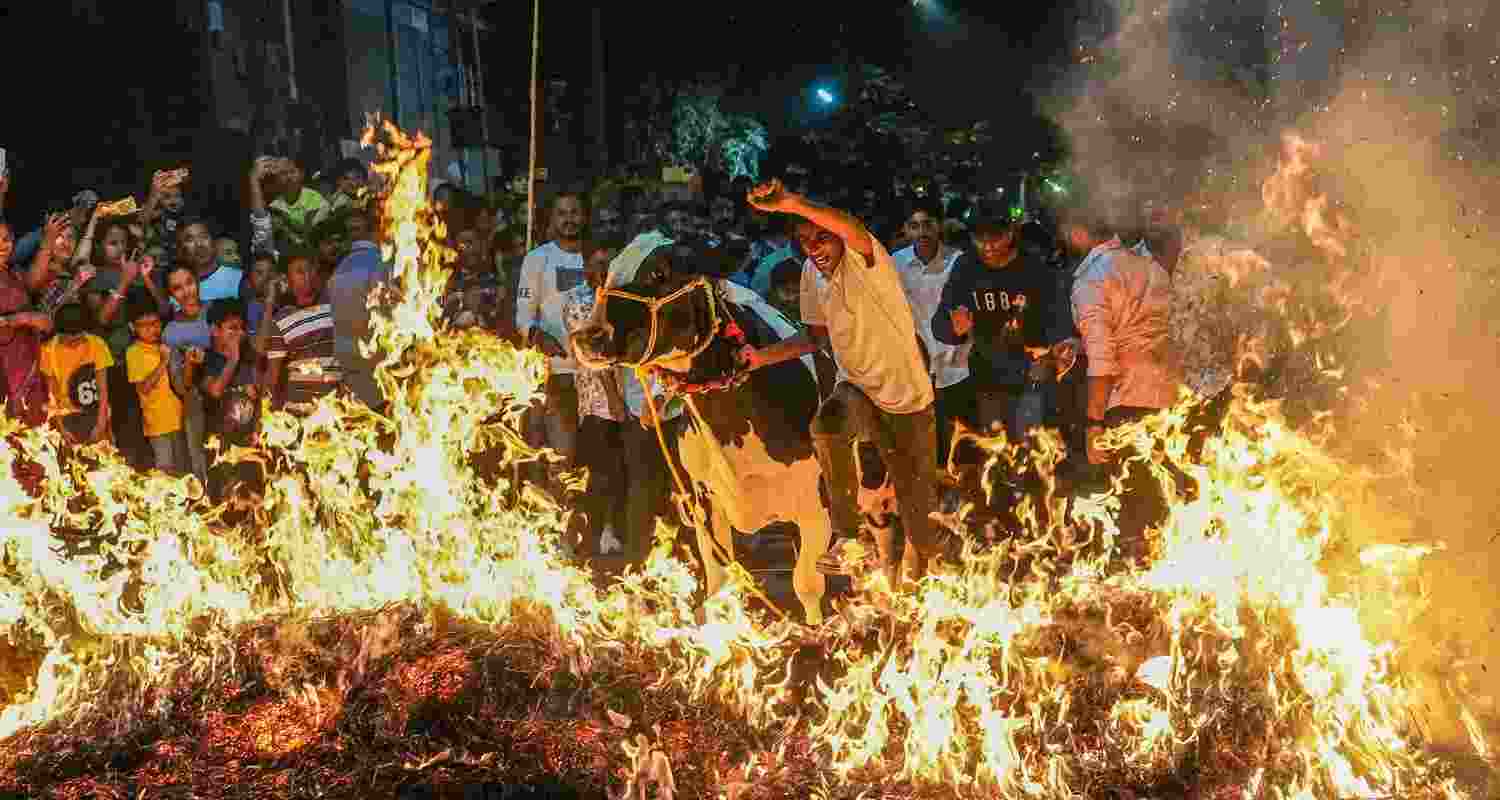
left=0, top=120, right=1486, bottom=799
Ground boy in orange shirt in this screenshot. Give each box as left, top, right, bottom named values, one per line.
left=125, top=303, right=187, bottom=473
left=40, top=303, right=114, bottom=445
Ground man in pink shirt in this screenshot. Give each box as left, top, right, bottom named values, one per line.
left=1062, top=203, right=1182, bottom=558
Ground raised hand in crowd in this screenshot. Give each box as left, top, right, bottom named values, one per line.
left=42, top=212, right=70, bottom=248
left=948, top=305, right=974, bottom=338
left=746, top=178, right=792, bottom=214
left=72, top=201, right=108, bottom=268
left=26, top=212, right=75, bottom=292
left=144, top=167, right=188, bottom=224
left=151, top=167, right=188, bottom=196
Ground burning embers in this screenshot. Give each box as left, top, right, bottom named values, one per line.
left=0, top=121, right=1487, bottom=799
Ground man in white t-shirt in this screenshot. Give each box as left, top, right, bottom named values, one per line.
left=892, top=199, right=971, bottom=468
left=736, top=179, right=940, bottom=585
left=516, top=191, right=590, bottom=466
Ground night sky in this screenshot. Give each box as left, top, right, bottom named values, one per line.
left=0, top=0, right=1091, bottom=226
left=481, top=0, right=1087, bottom=131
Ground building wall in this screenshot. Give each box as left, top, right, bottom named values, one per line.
left=346, top=0, right=502, bottom=197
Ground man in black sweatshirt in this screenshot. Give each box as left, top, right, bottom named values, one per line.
left=932, top=207, right=1076, bottom=443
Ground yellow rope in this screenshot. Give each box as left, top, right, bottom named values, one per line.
left=635, top=366, right=787, bottom=622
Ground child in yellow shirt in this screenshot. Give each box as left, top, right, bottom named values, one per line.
left=40, top=303, right=114, bottom=445
left=125, top=303, right=187, bottom=473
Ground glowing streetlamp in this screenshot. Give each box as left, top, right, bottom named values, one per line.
left=816, top=87, right=836, bottom=105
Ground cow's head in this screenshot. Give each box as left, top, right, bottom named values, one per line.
left=573, top=233, right=745, bottom=373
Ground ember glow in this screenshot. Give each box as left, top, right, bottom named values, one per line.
left=0, top=120, right=1487, bottom=798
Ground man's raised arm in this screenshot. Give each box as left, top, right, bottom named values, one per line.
left=747, top=179, right=874, bottom=260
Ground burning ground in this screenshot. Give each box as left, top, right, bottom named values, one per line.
left=0, top=121, right=1495, bottom=799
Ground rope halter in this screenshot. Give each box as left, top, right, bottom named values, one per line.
left=598, top=276, right=723, bottom=369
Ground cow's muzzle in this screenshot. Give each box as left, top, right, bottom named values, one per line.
left=571, top=322, right=617, bottom=370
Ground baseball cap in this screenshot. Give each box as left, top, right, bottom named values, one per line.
left=970, top=197, right=1016, bottom=235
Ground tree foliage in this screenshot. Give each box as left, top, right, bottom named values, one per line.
left=668, top=82, right=770, bottom=181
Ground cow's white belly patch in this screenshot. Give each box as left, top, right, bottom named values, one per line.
left=677, top=423, right=820, bottom=532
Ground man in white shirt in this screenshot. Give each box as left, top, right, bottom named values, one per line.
left=1062, top=202, right=1182, bottom=560
left=892, top=200, right=971, bottom=468
left=737, top=180, right=940, bottom=585
left=515, top=191, right=590, bottom=467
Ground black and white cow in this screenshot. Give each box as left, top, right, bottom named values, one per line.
left=571, top=233, right=835, bottom=624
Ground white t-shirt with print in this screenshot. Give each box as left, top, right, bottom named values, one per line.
left=894, top=244, right=970, bottom=390
left=515, top=241, right=585, bottom=376
left=800, top=236, right=934, bottom=415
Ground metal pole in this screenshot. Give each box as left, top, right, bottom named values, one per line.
left=472, top=6, right=489, bottom=198
left=385, top=0, right=400, bottom=124
left=452, top=4, right=469, bottom=190
left=526, top=0, right=540, bottom=251
left=281, top=0, right=298, bottom=101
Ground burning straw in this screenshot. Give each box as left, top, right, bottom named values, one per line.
left=0, top=120, right=1488, bottom=799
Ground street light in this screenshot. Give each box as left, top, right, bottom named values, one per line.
left=816, top=87, right=836, bottom=105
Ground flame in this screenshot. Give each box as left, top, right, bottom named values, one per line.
left=0, top=120, right=1485, bottom=799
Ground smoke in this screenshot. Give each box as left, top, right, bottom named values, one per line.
left=1042, top=0, right=1500, bottom=752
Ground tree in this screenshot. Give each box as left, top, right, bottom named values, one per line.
left=668, top=81, right=770, bottom=181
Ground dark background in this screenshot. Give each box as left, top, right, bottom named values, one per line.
left=0, top=0, right=1094, bottom=232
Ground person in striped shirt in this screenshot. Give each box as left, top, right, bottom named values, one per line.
left=261, top=250, right=338, bottom=413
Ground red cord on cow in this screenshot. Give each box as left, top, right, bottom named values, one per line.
left=656, top=319, right=750, bottom=398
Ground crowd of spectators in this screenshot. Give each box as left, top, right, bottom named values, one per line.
left=0, top=153, right=1215, bottom=576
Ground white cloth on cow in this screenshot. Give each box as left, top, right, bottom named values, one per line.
left=608, top=232, right=684, bottom=424
left=603, top=231, right=817, bottom=416
left=718, top=278, right=818, bottom=386
left=605, top=231, right=675, bottom=289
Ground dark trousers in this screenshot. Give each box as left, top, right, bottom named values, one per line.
left=974, top=387, right=1023, bottom=442
left=934, top=379, right=977, bottom=469
left=1102, top=405, right=1173, bottom=560
left=574, top=414, right=624, bottom=552
left=810, top=383, right=940, bottom=578
left=619, top=414, right=685, bottom=565
left=1185, top=388, right=1233, bottom=462
left=108, top=363, right=150, bottom=469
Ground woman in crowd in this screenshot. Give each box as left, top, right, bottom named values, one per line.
left=86, top=220, right=166, bottom=467
left=0, top=222, right=52, bottom=426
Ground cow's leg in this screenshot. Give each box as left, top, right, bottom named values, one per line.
left=857, top=443, right=907, bottom=585
left=696, top=499, right=736, bottom=611
left=793, top=475, right=832, bottom=626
